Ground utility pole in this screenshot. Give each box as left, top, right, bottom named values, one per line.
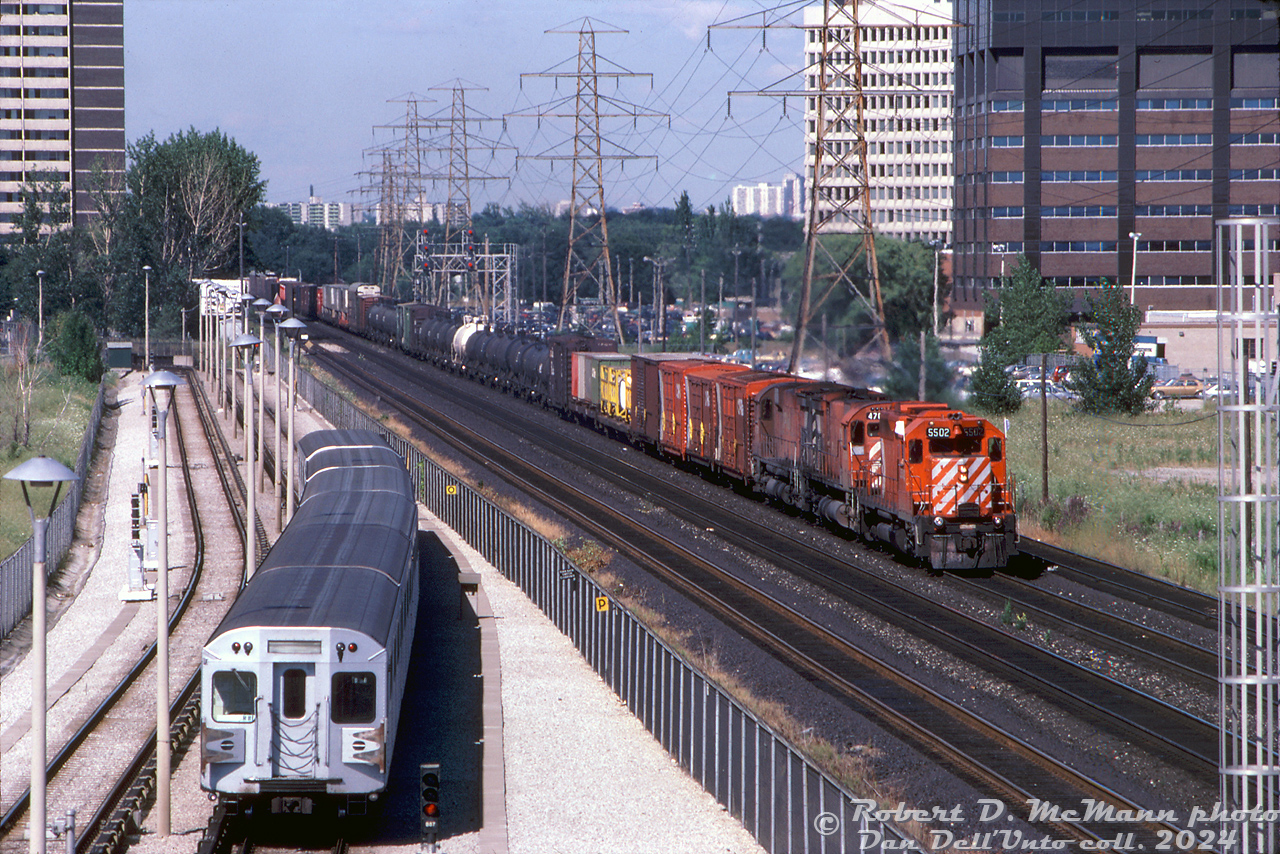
left=509, top=18, right=667, bottom=341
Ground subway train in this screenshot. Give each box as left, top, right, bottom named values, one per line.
left=199, top=429, right=420, bottom=817
left=264, top=278, right=1017, bottom=571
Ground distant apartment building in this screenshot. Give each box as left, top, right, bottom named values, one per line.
left=951, top=0, right=1280, bottom=312
left=803, top=0, right=954, bottom=244
left=0, top=0, right=125, bottom=233
left=274, top=191, right=352, bottom=230
left=732, top=174, right=804, bottom=219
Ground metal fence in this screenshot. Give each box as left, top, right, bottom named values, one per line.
left=295, top=366, right=905, bottom=853
left=1, top=382, right=107, bottom=639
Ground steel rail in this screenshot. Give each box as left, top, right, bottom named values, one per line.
left=321, top=336, right=1218, bottom=768
left=79, top=369, right=251, bottom=854
left=0, top=379, right=208, bottom=838
left=310, top=346, right=1187, bottom=848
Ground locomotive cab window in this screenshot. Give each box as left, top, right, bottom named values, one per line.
left=761, top=399, right=773, bottom=420
left=988, top=437, right=1003, bottom=461
left=928, top=435, right=983, bottom=456
left=211, top=671, right=257, bottom=722
left=851, top=422, right=865, bottom=445
left=909, top=439, right=923, bottom=464
left=332, top=672, right=377, bottom=724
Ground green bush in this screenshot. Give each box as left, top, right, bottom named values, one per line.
left=46, top=311, right=105, bottom=383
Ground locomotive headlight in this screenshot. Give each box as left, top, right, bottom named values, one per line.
left=933, top=516, right=945, bottom=530
left=993, top=515, right=1004, bottom=529
left=959, top=465, right=969, bottom=483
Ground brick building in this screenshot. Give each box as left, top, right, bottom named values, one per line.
left=950, top=0, right=1279, bottom=317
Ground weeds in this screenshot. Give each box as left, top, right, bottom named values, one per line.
left=998, top=399, right=1219, bottom=593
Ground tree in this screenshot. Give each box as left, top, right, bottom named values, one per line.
left=1067, top=280, right=1154, bottom=415
left=969, top=257, right=1070, bottom=414
left=882, top=332, right=955, bottom=404
left=968, top=348, right=1022, bottom=414
left=46, top=310, right=105, bottom=383
left=127, top=127, right=266, bottom=279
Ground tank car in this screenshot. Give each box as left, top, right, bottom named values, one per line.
left=199, top=430, right=420, bottom=817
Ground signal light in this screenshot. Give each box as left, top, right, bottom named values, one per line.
left=420, top=763, right=441, bottom=841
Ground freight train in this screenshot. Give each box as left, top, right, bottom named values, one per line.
left=200, top=429, right=420, bottom=817
left=267, top=279, right=1017, bottom=571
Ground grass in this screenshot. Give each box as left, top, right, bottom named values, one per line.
left=0, top=366, right=104, bottom=560
left=997, top=398, right=1220, bottom=593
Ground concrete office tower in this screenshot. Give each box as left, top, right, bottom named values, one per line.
left=802, top=0, right=955, bottom=243
left=951, top=0, right=1279, bottom=313
left=0, top=0, right=124, bottom=233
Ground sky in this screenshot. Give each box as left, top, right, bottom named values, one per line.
left=124, top=0, right=810, bottom=215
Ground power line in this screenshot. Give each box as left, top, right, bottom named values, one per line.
left=507, top=17, right=668, bottom=338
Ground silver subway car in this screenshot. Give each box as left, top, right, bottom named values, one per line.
left=200, top=430, right=419, bottom=817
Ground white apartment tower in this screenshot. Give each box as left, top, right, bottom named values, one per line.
left=732, top=174, right=804, bottom=219
left=0, top=1, right=125, bottom=233
left=803, top=0, right=953, bottom=244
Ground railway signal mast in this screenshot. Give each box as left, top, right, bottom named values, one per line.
left=508, top=17, right=667, bottom=340
left=717, top=0, right=893, bottom=369
left=416, top=80, right=517, bottom=320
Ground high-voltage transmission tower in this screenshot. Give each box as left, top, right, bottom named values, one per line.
left=716, top=0, right=890, bottom=369
left=360, top=93, right=435, bottom=294
left=415, top=79, right=517, bottom=319
left=507, top=17, right=666, bottom=338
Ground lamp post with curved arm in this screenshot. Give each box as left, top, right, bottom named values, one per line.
left=265, top=303, right=289, bottom=530
left=35, top=269, right=44, bottom=352
left=252, top=299, right=271, bottom=491
left=142, top=369, right=183, bottom=838
left=280, top=318, right=306, bottom=524
left=142, top=265, right=152, bottom=369
left=4, top=456, right=78, bottom=854
left=229, top=334, right=261, bottom=576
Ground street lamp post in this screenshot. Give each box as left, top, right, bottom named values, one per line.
left=252, top=299, right=271, bottom=492
left=265, top=304, right=288, bottom=531
left=229, top=334, right=261, bottom=577
left=4, top=456, right=78, bottom=854
left=35, top=269, right=44, bottom=352
left=280, top=318, right=306, bottom=524
left=143, top=265, right=152, bottom=369
left=1128, top=232, right=1142, bottom=304
left=142, top=370, right=183, bottom=838
left=730, top=245, right=742, bottom=351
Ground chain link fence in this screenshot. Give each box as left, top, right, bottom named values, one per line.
left=1, top=383, right=107, bottom=639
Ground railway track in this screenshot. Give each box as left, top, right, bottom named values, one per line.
left=0, top=371, right=250, bottom=854
left=325, top=333, right=1217, bottom=736
left=1019, top=538, right=1216, bottom=630
left=309, top=342, right=1193, bottom=848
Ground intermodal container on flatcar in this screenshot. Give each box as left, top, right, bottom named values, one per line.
left=572, top=352, right=632, bottom=421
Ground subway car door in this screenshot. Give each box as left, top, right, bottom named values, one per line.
left=272, top=663, right=318, bottom=778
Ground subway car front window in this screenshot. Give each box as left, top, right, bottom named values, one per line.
left=212, top=671, right=257, bottom=722
left=332, top=672, right=377, bottom=723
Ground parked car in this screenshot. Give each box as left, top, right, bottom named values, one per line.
left=1151, top=375, right=1204, bottom=399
